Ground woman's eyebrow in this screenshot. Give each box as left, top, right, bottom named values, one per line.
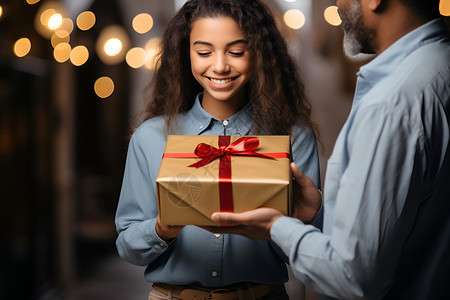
left=192, top=39, right=248, bottom=46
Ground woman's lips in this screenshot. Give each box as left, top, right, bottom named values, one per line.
left=207, top=76, right=238, bottom=88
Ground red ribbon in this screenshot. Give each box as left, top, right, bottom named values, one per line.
left=163, top=136, right=289, bottom=212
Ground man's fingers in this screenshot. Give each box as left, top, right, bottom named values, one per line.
left=211, top=212, right=242, bottom=225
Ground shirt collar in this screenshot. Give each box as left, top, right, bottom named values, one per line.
left=186, top=93, right=253, bottom=135
left=357, top=18, right=449, bottom=85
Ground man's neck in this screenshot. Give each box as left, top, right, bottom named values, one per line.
left=373, top=2, right=431, bottom=55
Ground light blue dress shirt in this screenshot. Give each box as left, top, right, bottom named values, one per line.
left=115, top=94, right=320, bottom=288
left=271, top=18, right=450, bottom=299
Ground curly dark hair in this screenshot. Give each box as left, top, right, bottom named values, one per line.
left=138, top=0, right=314, bottom=136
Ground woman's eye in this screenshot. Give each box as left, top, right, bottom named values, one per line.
left=197, top=52, right=211, bottom=56
left=230, top=51, right=244, bottom=56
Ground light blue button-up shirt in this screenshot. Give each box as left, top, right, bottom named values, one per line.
left=271, top=18, right=450, bottom=299
left=115, top=94, right=320, bottom=288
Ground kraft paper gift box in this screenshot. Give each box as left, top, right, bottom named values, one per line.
left=156, top=135, right=292, bottom=226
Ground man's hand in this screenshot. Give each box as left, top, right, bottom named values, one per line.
left=202, top=163, right=322, bottom=239
left=156, top=215, right=184, bottom=241
left=290, top=162, right=322, bottom=223
left=204, top=207, right=284, bottom=240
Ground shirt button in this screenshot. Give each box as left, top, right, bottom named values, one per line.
left=214, top=234, right=221, bottom=238
left=222, top=120, right=229, bottom=126
left=159, top=243, right=164, bottom=247
left=212, top=271, right=218, bottom=277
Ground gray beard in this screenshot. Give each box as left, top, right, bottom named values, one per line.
left=343, top=31, right=364, bottom=57
left=340, top=0, right=375, bottom=57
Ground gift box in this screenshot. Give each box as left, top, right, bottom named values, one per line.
left=156, top=135, right=292, bottom=226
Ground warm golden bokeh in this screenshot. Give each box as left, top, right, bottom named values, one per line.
left=94, top=77, right=115, bottom=99
left=441, top=0, right=450, bottom=16
left=284, top=9, right=305, bottom=30
left=144, top=37, right=162, bottom=70
left=13, top=38, right=32, bottom=57
left=53, top=42, right=71, bottom=63
left=132, top=13, right=154, bottom=34
left=104, top=38, right=123, bottom=56
left=77, top=11, right=96, bottom=31
left=70, top=45, right=89, bottom=66
left=51, top=31, right=70, bottom=48
left=126, top=47, right=146, bottom=69
left=324, top=6, right=341, bottom=26
left=96, top=25, right=130, bottom=65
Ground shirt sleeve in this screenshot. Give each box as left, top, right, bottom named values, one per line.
left=270, top=125, right=322, bottom=262
left=271, top=103, right=426, bottom=299
left=115, top=131, right=175, bottom=266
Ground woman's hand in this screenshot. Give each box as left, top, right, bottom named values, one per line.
left=155, top=215, right=184, bottom=241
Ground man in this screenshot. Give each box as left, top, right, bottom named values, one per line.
left=206, top=0, right=450, bottom=298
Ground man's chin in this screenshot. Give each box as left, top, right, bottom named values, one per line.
left=343, top=33, right=363, bottom=57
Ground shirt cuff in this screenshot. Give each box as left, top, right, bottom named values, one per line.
left=270, top=216, right=305, bottom=257
left=144, top=219, right=176, bottom=250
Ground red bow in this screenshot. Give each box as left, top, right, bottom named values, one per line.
left=188, top=136, right=273, bottom=168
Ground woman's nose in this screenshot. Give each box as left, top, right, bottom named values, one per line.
left=212, top=54, right=230, bottom=73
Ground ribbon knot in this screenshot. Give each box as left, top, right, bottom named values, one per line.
left=188, top=136, right=272, bottom=168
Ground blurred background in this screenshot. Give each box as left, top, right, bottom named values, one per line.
left=0, top=0, right=449, bottom=299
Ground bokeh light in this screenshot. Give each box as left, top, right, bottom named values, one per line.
left=0, top=6, right=3, bottom=19
left=441, top=0, right=450, bottom=16
left=144, top=37, right=162, bottom=70
left=132, top=13, right=154, bottom=34
left=53, top=42, right=71, bottom=63
left=96, top=25, right=130, bottom=65
left=126, top=47, right=146, bottom=69
left=104, top=38, right=122, bottom=56
left=51, top=30, right=70, bottom=47
left=48, top=13, right=63, bottom=30
left=94, top=77, right=115, bottom=99
left=60, top=18, right=74, bottom=35
left=77, top=11, right=96, bottom=31
left=26, top=0, right=41, bottom=4
left=324, top=6, right=342, bottom=26
left=34, top=2, right=66, bottom=39
left=70, top=45, right=89, bottom=66
left=283, top=9, right=305, bottom=30
left=13, top=38, right=32, bottom=57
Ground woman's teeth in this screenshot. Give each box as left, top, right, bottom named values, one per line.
left=210, top=78, right=233, bottom=84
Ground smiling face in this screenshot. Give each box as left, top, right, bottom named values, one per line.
left=190, top=16, right=251, bottom=119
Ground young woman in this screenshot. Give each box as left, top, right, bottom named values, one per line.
left=115, top=0, right=320, bottom=299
